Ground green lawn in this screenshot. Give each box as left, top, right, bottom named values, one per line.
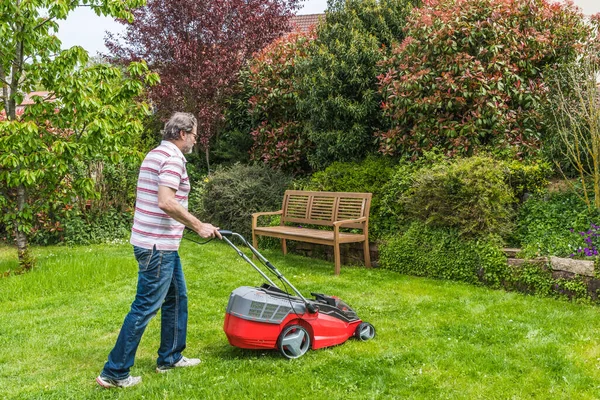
left=0, top=241, right=599, bottom=399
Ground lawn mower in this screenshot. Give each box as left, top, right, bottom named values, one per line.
left=218, top=230, right=375, bottom=359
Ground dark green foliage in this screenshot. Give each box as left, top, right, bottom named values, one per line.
left=210, top=89, right=254, bottom=167
left=516, top=191, right=598, bottom=257
left=401, top=155, right=515, bottom=239
left=301, top=156, right=397, bottom=238
left=200, top=164, right=292, bottom=238
left=298, top=0, right=415, bottom=170
left=379, top=222, right=508, bottom=286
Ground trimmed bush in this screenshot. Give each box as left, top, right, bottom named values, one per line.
left=401, top=155, right=515, bottom=239
left=199, top=163, right=292, bottom=239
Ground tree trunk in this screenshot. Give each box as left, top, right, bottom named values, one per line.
left=14, top=185, right=33, bottom=271
left=205, top=146, right=211, bottom=174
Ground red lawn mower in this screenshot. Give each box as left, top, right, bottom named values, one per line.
left=218, top=230, right=375, bottom=359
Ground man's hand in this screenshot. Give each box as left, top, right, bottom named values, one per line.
left=196, top=222, right=222, bottom=239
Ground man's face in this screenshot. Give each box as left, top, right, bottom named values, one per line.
left=181, top=127, right=197, bottom=154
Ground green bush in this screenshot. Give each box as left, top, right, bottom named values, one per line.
left=30, top=208, right=132, bottom=246
left=378, top=151, right=448, bottom=236
left=301, top=156, right=397, bottom=239
left=401, top=155, right=515, bottom=239
left=504, top=159, right=552, bottom=203
left=516, top=191, right=598, bottom=257
left=199, top=163, right=292, bottom=239
left=379, top=223, right=508, bottom=287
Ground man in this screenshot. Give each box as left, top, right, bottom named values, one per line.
left=97, top=112, right=221, bottom=388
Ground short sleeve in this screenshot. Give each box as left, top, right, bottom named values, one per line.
left=158, top=156, right=184, bottom=190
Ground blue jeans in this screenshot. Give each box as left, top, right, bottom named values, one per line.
left=101, top=246, right=188, bottom=379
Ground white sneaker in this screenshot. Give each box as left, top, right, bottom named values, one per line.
left=156, top=356, right=201, bottom=373
left=96, top=375, right=142, bottom=388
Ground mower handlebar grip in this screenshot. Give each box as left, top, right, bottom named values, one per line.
left=218, top=230, right=233, bottom=237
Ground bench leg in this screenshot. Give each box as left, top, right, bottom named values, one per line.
left=252, top=232, right=257, bottom=260
left=363, top=240, right=371, bottom=268
left=334, top=243, right=341, bottom=275
left=282, top=239, right=287, bottom=255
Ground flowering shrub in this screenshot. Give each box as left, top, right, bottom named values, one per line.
left=377, top=0, right=591, bottom=159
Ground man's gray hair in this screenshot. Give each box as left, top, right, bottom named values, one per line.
left=162, top=112, right=197, bottom=140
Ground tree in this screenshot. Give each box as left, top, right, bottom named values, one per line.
left=0, top=0, right=159, bottom=270
left=239, top=0, right=415, bottom=173
left=106, top=0, right=300, bottom=171
left=297, top=0, right=414, bottom=170
left=546, top=15, right=600, bottom=210
left=377, top=0, right=591, bottom=159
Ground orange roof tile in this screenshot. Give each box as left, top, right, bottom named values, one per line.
left=290, top=13, right=324, bottom=33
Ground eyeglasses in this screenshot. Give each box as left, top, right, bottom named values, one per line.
left=186, top=131, right=197, bottom=138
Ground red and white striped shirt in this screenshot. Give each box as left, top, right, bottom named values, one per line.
left=130, top=141, right=190, bottom=251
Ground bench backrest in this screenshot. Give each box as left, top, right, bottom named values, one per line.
left=281, top=190, right=372, bottom=229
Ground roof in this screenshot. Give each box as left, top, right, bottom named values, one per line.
left=19, top=91, right=55, bottom=106
left=290, top=13, right=324, bottom=33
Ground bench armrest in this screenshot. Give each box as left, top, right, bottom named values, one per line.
left=252, top=210, right=283, bottom=229
left=333, top=217, right=367, bottom=228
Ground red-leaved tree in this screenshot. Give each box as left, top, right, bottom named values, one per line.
left=106, top=0, right=300, bottom=168
left=377, top=0, right=591, bottom=159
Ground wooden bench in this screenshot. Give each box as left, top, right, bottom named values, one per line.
left=252, top=190, right=372, bottom=275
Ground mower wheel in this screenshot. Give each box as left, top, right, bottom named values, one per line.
left=355, top=322, right=375, bottom=341
left=277, top=324, right=311, bottom=359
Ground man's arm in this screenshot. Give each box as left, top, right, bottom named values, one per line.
left=157, top=185, right=221, bottom=239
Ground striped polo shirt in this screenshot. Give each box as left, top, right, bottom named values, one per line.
left=130, top=141, right=190, bottom=251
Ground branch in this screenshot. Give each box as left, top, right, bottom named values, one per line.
left=33, top=0, right=79, bottom=31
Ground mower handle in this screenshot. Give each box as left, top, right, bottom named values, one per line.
left=217, top=229, right=317, bottom=314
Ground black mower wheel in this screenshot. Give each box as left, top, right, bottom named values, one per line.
left=355, top=322, right=375, bottom=341
left=277, top=324, right=311, bottom=359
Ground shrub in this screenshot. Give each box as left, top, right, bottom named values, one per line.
left=200, top=163, right=292, bottom=239
left=301, top=156, right=397, bottom=238
left=244, top=32, right=315, bottom=173
left=30, top=208, right=132, bottom=246
left=380, top=222, right=594, bottom=301
left=504, top=159, right=552, bottom=203
left=401, top=155, right=515, bottom=239
left=378, top=150, right=448, bottom=235
left=516, top=191, right=599, bottom=257
left=377, top=0, right=591, bottom=158
left=379, top=223, right=508, bottom=287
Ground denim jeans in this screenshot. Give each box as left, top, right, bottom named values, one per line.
left=101, top=246, right=188, bottom=379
